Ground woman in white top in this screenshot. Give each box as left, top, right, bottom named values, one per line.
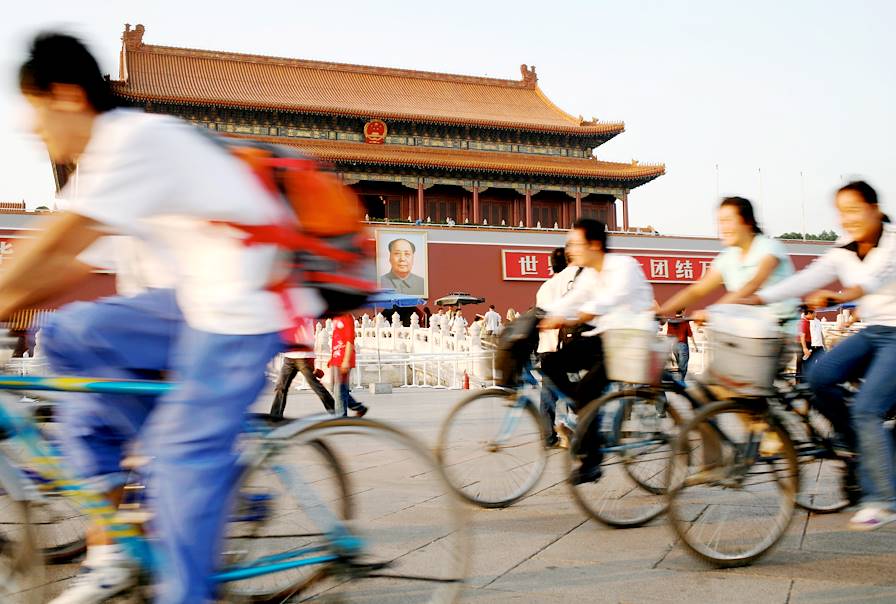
left=753, top=181, right=896, bottom=530
left=657, top=197, right=796, bottom=321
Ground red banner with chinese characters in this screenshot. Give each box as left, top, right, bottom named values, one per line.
left=634, top=255, right=716, bottom=283
left=502, top=250, right=555, bottom=280
left=501, top=250, right=716, bottom=283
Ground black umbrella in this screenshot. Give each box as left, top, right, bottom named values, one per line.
left=434, top=292, right=485, bottom=307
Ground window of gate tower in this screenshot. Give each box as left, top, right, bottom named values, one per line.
left=481, top=200, right=511, bottom=226
left=425, top=197, right=459, bottom=223
left=532, top=201, right=561, bottom=228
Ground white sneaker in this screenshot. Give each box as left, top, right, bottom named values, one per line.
left=848, top=505, right=896, bottom=531
left=51, top=547, right=138, bottom=604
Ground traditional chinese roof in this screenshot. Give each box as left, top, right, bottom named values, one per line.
left=234, top=135, right=665, bottom=182
left=114, top=24, right=624, bottom=137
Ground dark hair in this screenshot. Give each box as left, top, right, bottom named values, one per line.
left=837, top=181, right=889, bottom=222
left=489, top=304, right=495, bottom=310
left=838, top=180, right=878, bottom=206
left=572, top=218, right=608, bottom=251
left=719, top=197, right=762, bottom=234
left=19, top=33, right=117, bottom=112
left=550, top=247, right=567, bottom=274
left=387, top=238, right=415, bottom=253
left=798, top=304, right=809, bottom=314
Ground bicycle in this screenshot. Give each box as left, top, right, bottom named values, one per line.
left=564, top=312, right=857, bottom=531
left=435, top=363, right=565, bottom=508
left=0, top=375, right=469, bottom=603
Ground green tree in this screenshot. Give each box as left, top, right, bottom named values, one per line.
left=777, top=230, right=838, bottom=241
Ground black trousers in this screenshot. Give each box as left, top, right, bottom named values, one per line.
left=541, top=335, right=607, bottom=466
left=541, top=335, right=608, bottom=411
left=270, top=357, right=335, bottom=419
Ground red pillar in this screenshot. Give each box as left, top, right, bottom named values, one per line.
left=472, top=185, right=480, bottom=223
left=574, top=190, right=582, bottom=222
left=525, top=187, right=532, bottom=227
left=417, top=182, right=425, bottom=220
left=622, top=193, right=630, bottom=231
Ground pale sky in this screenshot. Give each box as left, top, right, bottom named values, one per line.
left=1, top=0, right=893, bottom=237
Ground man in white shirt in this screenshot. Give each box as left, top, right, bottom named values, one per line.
left=483, top=305, right=502, bottom=335
left=539, top=219, right=654, bottom=483
left=800, top=308, right=826, bottom=370
left=7, top=34, right=304, bottom=603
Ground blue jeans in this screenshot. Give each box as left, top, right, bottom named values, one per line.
left=335, top=370, right=364, bottom=417
left=675, top=342, right=690, bottom=381
left=808, top=325, right=896, bottom=508
left=42, top=289, right=283, bottom=603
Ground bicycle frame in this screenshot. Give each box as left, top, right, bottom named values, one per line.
left=0, top=375, right=362, bottom=587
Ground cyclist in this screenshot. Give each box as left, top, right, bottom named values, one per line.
left=657, top=196, right=797, bottom=324
left=4, top=33, right=312, bottom=602
left=539, top=218, right=653, bottom=483
left=750, top=181, right=896, bottom=530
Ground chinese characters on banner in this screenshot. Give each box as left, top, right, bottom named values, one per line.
left=633, top=255, right=715, bottom=282
left=501, top=249, right=716, bottom=283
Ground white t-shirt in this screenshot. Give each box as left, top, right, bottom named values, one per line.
left=452, top=315, right=467, bottom=334
left=760, top=225, right=896, bottom=327
left=62, top=109, right=313, bottom=334
left=536, top=265, right=579, bottom=353
left=546, top=255, right=654, bottom=333
left=484, top=309, right=502, bottom=332
left=809, top=318, right=825, bottom=348
left=78, top=236, right=175, bottom=297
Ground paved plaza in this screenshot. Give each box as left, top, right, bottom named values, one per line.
left=38, top=387, right=896, bottom=603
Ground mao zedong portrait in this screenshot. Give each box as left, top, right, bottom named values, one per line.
left=380, top=238, right=425, bottom=295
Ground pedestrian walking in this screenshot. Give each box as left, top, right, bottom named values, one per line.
left=270, top=317, right=335, bottom=419
left=329, top=314, right=368, bottom=417
left=665, top=310, right=698, bottom=381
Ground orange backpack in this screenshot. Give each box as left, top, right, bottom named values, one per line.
left=215, top=136, right=377, bottom=318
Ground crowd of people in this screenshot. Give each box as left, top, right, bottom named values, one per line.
left=526, top=182, right=895, bottom=533
left=4, top=29, right=894, bottom=604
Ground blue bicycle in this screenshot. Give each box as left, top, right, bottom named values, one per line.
left=436, top=364, right=567, bottom=508
left=0, top=376, right=469, bottom=603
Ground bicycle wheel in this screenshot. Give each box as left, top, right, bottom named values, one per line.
left=565, top=388, right=682, bottom=528
left=436, top=387, right=547, bottom=508
left=0, top=475, right=45, bottom=603
left=666, top=399, right=799, bottom=567
left=790, top=408, right=850, bottom=513
left=221, top=437, right=353, bottom=602
left=285, top=417, right=469, bottom=603
left=0, top=425, right=87, bottom=564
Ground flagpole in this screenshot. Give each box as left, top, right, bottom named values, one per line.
left=800, top=171, right=806, bottom=240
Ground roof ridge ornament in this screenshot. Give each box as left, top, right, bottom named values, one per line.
left=122, top=23, right=145, bottom=50
left=520, top=64, right=537, bottom=87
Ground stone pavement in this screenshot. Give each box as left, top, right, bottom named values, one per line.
left=36, top=387, right=896, bottom=603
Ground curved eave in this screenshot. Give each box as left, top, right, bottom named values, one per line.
left=330, top=158, right=664, bottom=185
left=112, top=89, right=626, bottom=138
left=228, top=134, right=665, bottom=184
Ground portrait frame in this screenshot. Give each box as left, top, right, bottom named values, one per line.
left=375, top=229, right=429, bottom=298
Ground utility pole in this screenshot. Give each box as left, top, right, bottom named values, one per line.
left=715, top=164, right=720, bottom=199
